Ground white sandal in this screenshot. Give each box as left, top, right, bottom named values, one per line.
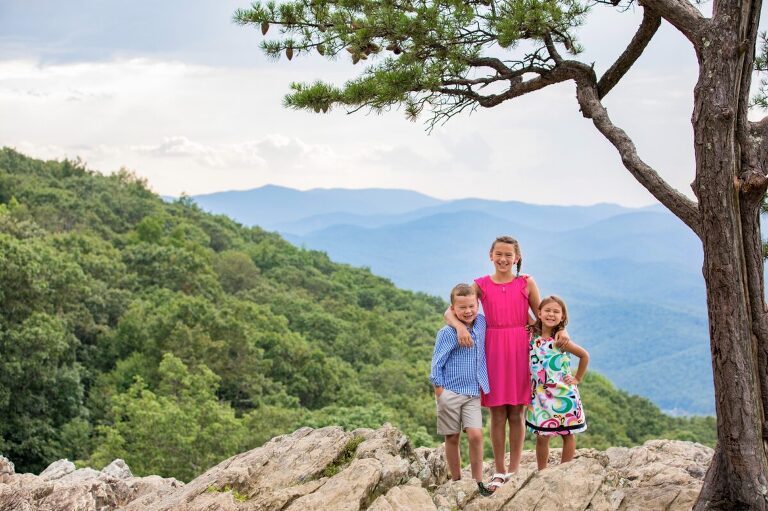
left=484, top=473, right=507, bottom=493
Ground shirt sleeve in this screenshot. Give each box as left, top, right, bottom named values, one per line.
left=429, top=329, right=454, bottom=387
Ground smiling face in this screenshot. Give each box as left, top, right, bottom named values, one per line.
left=536, top=296, right=568, bottom=334
left=451, top=294, right=479, bottom=326
left=489, top=241, right=519, bottom=276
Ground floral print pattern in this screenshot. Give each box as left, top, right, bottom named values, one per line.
left=525, top=334, right=587, bottom=436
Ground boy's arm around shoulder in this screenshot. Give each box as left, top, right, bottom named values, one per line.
left=444, top=307, right=473, bottom=347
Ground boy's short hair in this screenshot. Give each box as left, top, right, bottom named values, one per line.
left=450, top=283, right=476, bottom=304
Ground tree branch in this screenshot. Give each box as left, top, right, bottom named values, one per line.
left=543, top=33, right=563, bottom=65
left=437, top=66, right=573, bottom=108
left=746, top=118, right=768, bottom=188
left=597, top=9, right=662, bottom=98
left=465, top=57, right=517, bottom=77
left=640, top=0, right=708, bottom=47
left=738, top=193, right=768, bottom=438
left=574, top=72, right=701, bottom=235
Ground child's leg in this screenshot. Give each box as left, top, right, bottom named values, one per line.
left=444, top=433, right=461, bottom=480
left=535, top=434, right=550, bottom=470
left=465, top=427, right=484, bottom=481
left=489, top=406, right=508, bottom=474
left=561, top=434, right=576, bottom=464
left=506, top=405, right=525, bottom=473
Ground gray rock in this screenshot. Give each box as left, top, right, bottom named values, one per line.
left=0, top=456, right=14, bottom=485
left=0, top=427, right=714, bottom=511
left=285, top=457, right=381, bottom=511
left=132, top=425, right=351, bottom=511
left=355, top=423, right=410, bottom=459
left=506, top=458, right=606, bottom=510
left=58, top=468, right=100, bottom=485
left=433, top=478, right=479, bottom=511
left=371, top=484, right=437, bottom=511
left=0, top=462, right=180, bottom=511
left=100, top=459, right=132, bottom=480
left=411, top=445, right=449, bottom=488
left=39, top=460, right=76, bottom=481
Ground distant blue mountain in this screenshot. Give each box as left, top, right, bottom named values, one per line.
left=273, top=198, right=634, bottom=235
left=190, top=186, right=713, bottom=414
left=189, top=185, right=444, bottom=229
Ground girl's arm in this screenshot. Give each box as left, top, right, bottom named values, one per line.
left=526, top=275, right=541, bottom=325
left=443, top=282, right=482, bottom=347
left=561, top=341, right=589, bottom=385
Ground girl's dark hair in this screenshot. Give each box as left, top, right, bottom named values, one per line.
left=490, top=235, right=522, bottom=276
left=530, top=295, right=569, bottom=337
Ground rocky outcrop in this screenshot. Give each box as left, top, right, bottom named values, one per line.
left=0, top=455, right=182, bottom=511
left=0, top=426, right=713, bottom=511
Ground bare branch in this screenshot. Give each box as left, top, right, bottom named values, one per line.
left=640, top=0, right=708, bottom=47
left=465, top=57, right=517, bottom=77
left=597, top=9, right=662, bottom=98
left=574, top=73, right=701, bottom=235
left=437, top=64, right=574, bottom=108
left=744, top=117, right=768, bottom=192
left=441, top=76, right=508, bottom=86
left=543, top=33, right=564, bottom=65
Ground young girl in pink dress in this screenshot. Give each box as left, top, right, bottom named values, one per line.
left=446, top=236, right=565, bottom=491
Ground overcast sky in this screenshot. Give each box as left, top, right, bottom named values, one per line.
left=1, top=0, right=757, bottom=206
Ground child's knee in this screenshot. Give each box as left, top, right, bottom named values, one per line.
left=465, top=428, right=483, bottom=443
left=445, top=433, right=460, bottom=445
left=490, top=406, right=508, bottom=420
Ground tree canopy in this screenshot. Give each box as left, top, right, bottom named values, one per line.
left=0, top=149, right=714, bottom=481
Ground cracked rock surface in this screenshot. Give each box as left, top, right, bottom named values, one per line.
left=0, top=425, right=712, bottom=511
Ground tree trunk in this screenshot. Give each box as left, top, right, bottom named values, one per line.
left=693, top=0, right=768, bottom=507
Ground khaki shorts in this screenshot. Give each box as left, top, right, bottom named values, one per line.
left=436, top=389, right=482, bottom=435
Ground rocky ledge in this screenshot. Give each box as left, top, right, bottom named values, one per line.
left=0, top=425, right=712, bottom=511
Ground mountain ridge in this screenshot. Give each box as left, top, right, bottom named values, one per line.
left=190, top=186, right=712, bottom=415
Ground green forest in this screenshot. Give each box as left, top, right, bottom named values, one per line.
left=0, top=148, right=714, bottom=482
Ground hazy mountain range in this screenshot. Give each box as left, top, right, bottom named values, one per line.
left=189, top=186, right=712, bottom=415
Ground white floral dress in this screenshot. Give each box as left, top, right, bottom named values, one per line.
left=525, top=334, right=587, bottom=436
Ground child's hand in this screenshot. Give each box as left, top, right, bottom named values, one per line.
left=554, top=329, right=571, bottom=349
left=563, top=374, right=580, bottom=385
left=457, top=327, right=473, bottom=347
left=434, top=387, right=444, bottom=400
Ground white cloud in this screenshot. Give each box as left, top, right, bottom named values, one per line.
left=0, top=34, right=706, bottom=206
left=130, top=135, right=344, bottom=171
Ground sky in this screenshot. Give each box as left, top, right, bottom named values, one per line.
left=0, top=0, right=750, bottom=206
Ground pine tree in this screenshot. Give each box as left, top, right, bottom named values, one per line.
left=235, top=1, right=768, bottom=507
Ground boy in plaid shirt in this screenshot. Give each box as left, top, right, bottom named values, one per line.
left=430, top=283, right=490, bottom=493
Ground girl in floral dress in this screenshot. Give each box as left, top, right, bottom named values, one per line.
left=526, top=295, right=589, bottom=470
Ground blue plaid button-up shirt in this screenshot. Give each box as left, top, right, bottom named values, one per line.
left=429, top=314, right=490, bottom=397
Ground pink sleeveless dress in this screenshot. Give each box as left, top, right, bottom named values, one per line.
left=475, top=275, right=531, bottom=407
